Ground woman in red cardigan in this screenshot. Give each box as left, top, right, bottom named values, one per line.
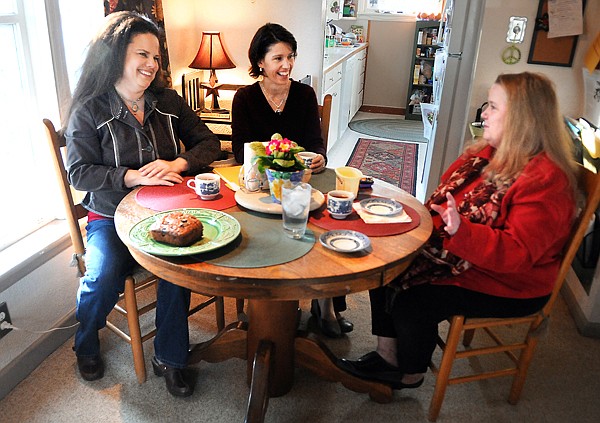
left=339, top=72, right=577, bottom=389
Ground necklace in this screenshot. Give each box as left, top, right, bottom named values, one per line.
left=259, top=82, right=288, bottom=115
left=116, top=89, right=144, bottom=114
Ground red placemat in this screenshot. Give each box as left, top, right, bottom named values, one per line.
left=135, top=176, right=237, bottom=211
left=309, top=200, right=421, bottom=237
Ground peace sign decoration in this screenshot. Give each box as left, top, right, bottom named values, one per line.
left=502, top=45, right=521, bottom=65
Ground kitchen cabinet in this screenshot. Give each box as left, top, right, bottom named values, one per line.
left=323, top=62, right=343, bottom=152
left=405, top=20, right=441, bottom=120
left=350, top=48, right=367, bottom=118
left=322, top=44, right=368, bottom=151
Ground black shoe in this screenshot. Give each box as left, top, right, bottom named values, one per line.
left=338, top=351, right=423, bottom=390
left=152, top=356, right=193, bottom=397
left=337, top=316, right=354, bottom=333
left=311, top=299, right=342, bottom=338
left=77, top=355, right=104, bottom=381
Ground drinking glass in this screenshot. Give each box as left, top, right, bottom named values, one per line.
left=281, top=182, right=312, bottom=239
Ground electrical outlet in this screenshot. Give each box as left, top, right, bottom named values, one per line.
left=0, top=302, right=13, bottom=340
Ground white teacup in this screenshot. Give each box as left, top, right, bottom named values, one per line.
left=327, top=190, right=355, bottom=219
left=187, top=173, right=220, bottom=200
left=298, top=151, right=318, bottom=168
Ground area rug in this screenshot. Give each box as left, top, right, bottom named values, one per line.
left=346, top=138, right=418, bottom=195
left=348, top=118, right=426, bottom=142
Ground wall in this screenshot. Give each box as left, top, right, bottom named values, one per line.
left=163, top=0, right=326, bottom=96
left=469, top=0, right=600, bottom=125
left=361, top=20, right=414, bottom=110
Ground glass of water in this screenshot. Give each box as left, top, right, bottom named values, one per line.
left=281, top=182, right=312, bottom=239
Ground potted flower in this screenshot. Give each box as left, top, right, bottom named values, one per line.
left=249, top=134, right=307, bottom=203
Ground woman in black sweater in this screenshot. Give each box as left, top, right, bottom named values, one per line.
left=232, top=23, right=351, bottom=338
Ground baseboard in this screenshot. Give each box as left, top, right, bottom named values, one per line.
left=359, top=105, right=405, bottom=115
left=0, top=311, right=77, bottom=400
left=561, top=281, right=600, bottom=339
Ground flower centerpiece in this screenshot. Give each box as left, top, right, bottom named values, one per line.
left=249, top=133, right=307, bottom=203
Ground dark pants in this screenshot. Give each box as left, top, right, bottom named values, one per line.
left=369, top=284, right=549, bottom=374
left=333, top=296, right=347, bottom=313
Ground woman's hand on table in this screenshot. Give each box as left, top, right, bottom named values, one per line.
left=124, top=168, right=184, bottom=188
left=139, top=158, right=188, bottom=178
left=430, top=192, right=460, bottom=236
left=310, top=154, right=326, bottom=174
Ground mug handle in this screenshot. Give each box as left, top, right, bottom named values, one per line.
left=186, top=179, right=196, bottom=190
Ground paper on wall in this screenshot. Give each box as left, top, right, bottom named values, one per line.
left=548, top=0, right=583, bottom=39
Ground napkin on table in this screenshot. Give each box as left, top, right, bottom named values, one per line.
left=353, top=202, right=412, bottom=224
left=213, top=165, right=242, bottom=191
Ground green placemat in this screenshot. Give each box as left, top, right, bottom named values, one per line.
left=203, top=211, right=315, bottom=268
left=309, top=168, right=336, bottom=193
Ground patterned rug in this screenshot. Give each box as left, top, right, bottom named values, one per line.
left=348, top=119, right=426, bottom=142
left=346, top=138, right=419, bottom=195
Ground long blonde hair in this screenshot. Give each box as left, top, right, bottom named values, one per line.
left=467, top=72, right=576, bottom=188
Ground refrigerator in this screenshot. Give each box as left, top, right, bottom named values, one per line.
left=420, top=0, right=486, bottom=198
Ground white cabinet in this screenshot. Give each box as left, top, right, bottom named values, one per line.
left=322, top=45, right=367, bottom=150
left=339, top=55, right=356, bottom=139
left=323, top=62, right=343, bottom=152
left=351, top=48, right=367, bottom=117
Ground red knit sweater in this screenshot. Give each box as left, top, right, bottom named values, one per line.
left=433, top=145, right=575, bottom=298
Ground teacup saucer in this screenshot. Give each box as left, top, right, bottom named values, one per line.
left=319, top=230, right=371, bottom=253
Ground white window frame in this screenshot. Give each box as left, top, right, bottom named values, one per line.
left=359, top=0, right=442, bottom=21
left=0, top=0, right=102, bottom=254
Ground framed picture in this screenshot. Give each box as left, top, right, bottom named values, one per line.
left=527, top=0, right=585, bottom=67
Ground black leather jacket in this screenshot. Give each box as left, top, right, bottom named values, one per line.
left=66, top=88, right=220, bottom=217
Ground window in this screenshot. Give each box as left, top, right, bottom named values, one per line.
left=0, top=1, right=102, bottom=252
left=363, top=0, right=443, bottom=16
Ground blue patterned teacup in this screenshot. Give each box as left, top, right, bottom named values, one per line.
left=327, top=190, right=355, bottom=219
left=187, top=173, right=220, bottom=200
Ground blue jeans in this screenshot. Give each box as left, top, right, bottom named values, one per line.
left=74, top=219, right=191, bottom=368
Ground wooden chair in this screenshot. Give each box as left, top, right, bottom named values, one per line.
left=318, top=93, right=333, bottom=149
left=43, top=119, right=225, bottom=383
left=427, top=163, right=600, bottom=421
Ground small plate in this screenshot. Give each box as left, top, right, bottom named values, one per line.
left=129, top=208, right=241, bottom=256
left=319, top=230, right=371, bottom=253
left=359, top=198, right=403, bottom=216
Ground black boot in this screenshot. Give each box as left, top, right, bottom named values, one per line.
left=77, top=355, right=104, bottom=381
left=152, top=356, right=193, bottom=397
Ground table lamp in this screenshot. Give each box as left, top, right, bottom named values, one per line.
left=188, top=31, right=235, bottom=113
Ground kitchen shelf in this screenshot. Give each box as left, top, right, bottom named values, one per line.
left=406, top=20, right=440, bottom=120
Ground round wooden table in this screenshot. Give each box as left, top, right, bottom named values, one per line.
left=114, top=174, right=432, bottom=422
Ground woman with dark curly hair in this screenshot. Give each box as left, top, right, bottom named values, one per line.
left=65, top=11, right=220, bottom=397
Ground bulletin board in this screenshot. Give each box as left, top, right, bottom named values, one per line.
left=527, top=0, right=585, bottom=67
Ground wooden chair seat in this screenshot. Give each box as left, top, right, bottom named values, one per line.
left=427, top=163, right=600, bottom=421
left=43, top=118, right=225, bottom=383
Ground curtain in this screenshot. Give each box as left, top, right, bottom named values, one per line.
left=104, top=0, right=172, bottom=87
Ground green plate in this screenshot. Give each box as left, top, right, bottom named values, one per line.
left=129, top=208, right=241, bottom=256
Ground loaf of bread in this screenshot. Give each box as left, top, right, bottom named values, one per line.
left=149, top=211, right=204, bottom=246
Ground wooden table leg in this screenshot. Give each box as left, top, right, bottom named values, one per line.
left=247, top=299, right=299, bottom=397
left=245, top=340, right=273, bottom=423
left=294, top=335, right=393, bottom=403
left=188, top=321, right=248, bottom=364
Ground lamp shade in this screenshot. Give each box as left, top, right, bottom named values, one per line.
left=188, top=31, right=235, bottom=70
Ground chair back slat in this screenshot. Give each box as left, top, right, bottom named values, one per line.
left=43, top=118, right=86, bottom=255
left=318, top=93, right=332, bottom=150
